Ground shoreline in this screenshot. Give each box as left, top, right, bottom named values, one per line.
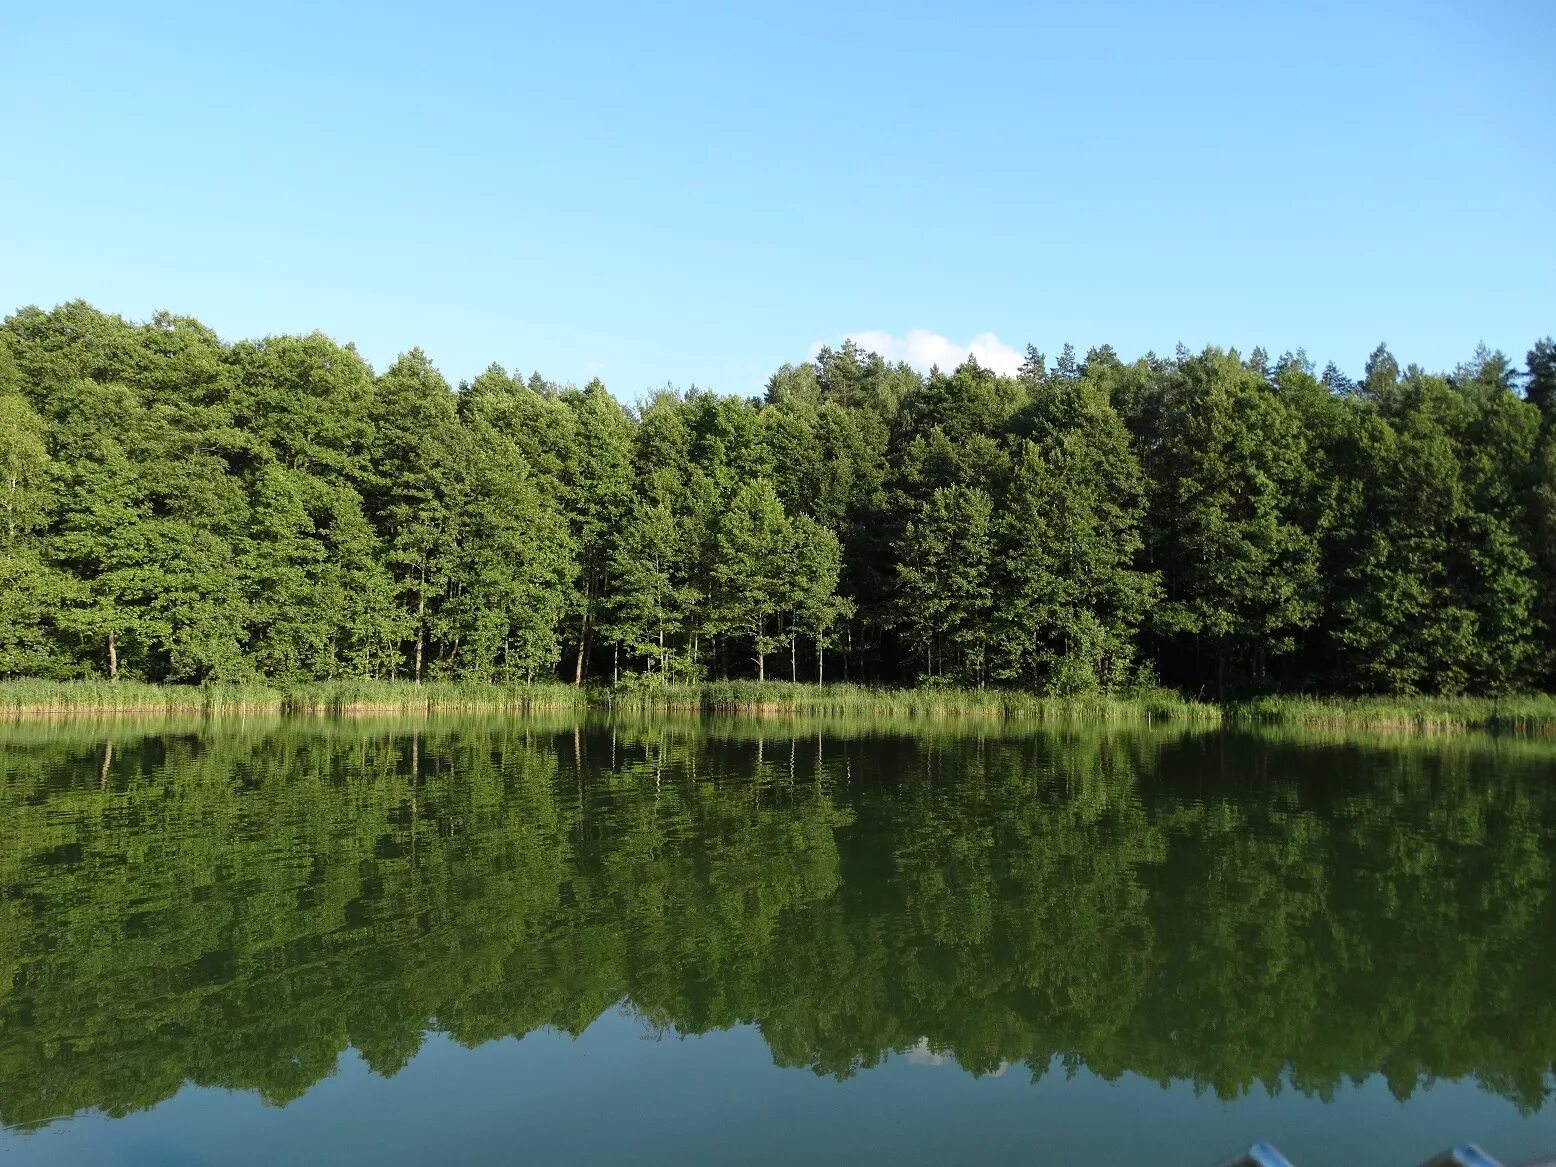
left=1, top=680, right=1554, bottom=735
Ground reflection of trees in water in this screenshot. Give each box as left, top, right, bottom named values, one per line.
left=0, top=718, right=1552, bottom=1130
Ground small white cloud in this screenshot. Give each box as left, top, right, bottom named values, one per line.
left=810, top=329, right=1024, bottom=377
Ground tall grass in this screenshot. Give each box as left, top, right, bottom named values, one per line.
left=0, top=679, right=1219, bottom=722
left=0, top=679, right=585, bottom=716
left=4, top=679, right=1555, bottom=735
left=601, top=681, right=1221, bottom=722
left=1228, top=693, right=1556, bottom=735
left=0, top=680, right=284, bottom=714
left=277, top=680, right=586, bottom=714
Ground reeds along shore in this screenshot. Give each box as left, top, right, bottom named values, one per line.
left=2, top=680, right=1556, bottom=734
left=598, top=681, right=1220, bottom=722
left=0, top=679, right=585, bottom=716
left=1227, top=692, right=1556, bottom=734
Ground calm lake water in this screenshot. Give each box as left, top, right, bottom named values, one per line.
left=0, top=715, right=1553, bottom=1166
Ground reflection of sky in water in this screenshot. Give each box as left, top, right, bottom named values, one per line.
left=1, top=1018, right=1551, bottom=1167
left=899, top=1037, right=1007, bottom=1076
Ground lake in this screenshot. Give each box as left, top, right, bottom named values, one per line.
left=0, top=715, right=1553, bottom=1166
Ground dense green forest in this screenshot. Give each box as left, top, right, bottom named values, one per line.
left=3, top=301, right=1553, bottom=697
left=2, top=719, right=1553, bottom=1128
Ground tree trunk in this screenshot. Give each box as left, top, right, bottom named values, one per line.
left=574, top=622, right=589, bottom=686
left=817, top=638, right=824, bottom=687
left=413, top=592, right=426, bottom=683
left=107, top=630, right=118, bottom=681
left=613, top=641, right=620, bottom=685
left=574, top=578, right=592, bottom=686
left=791, top=632, right=797, bottom=683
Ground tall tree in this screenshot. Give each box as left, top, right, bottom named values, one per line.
left=1146, top=349, right=1319, bottom=697
left=782, top=514, right=851, bottom=683
left=1329, top=371, right=1542, bottom=694
left=429, top=423, right=574, bottom=681
left=1526, top=338, right=1556, bottom=421
left=991, top=361, right=1156, bottom=691
left=893, top=485, right=995, bottom=684
left=709, top=480, right=790, bottom=680
left=561, top=378, right=634, bottom=684
left=0, top=384, right=66, bottom=676
left=605, top=499, right=692, bottom=678
left=363, top=350, right=461, bottom=680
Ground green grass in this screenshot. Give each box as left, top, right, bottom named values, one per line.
left=277, top=679, right=586, bottom=714
left=0, top=680, right=285, bottom=714
left=3, top=679, right=1555, bottom=735
left=600, top=680, right=1221, bottom=722
left=1227, top=693, right=1556, bottom=735
left=0, top=678, right=1219, bottom=722
left=0, top=679, right=585, bottom=716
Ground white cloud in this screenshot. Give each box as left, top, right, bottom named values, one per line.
left=809, top=329, right=1024, bottom=377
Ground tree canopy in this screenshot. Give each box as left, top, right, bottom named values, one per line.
left=2, top=302, right=1553, bottom=696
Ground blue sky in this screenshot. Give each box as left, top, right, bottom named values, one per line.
left=2, top=0, right=1552, bottom=398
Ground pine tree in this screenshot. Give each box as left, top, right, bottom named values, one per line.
left=1526, top=338, right=1556, bottom=420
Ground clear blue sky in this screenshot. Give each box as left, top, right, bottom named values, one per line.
left=2, top=0, right=1552, bottom=397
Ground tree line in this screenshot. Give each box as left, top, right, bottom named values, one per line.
left=2, top=300, right=1553, bottom=696
left=2, top=720, right=1553, bottom=1127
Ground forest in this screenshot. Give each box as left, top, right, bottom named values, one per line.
left=2, top=719, right=1553, bottom=1128
left=2, top=300, right=1553, bottom=698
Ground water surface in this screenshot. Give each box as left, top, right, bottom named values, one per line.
left=1, top=715, right=1553, bottom=1165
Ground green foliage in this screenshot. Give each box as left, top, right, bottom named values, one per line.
left=991, top=364, right=1156, bottom=691
left=1231, top=692, right=1556, bottom=733
left=560, top=378, right=635, bottom=682
left=605, top=499, right=693, bottom=676
left=893, top=485, right=995, bottom=683
left=710, top=479, right=792, bottom=679
left=1327, top=371, right=1544, bottom=694
left=433, top=423, right=575, bottom=681
left=1146, top=348, right=1320, bottom=695
left=0, top=300, right=1552, bottom=699
left=0, top=386, right=68, bottom=676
